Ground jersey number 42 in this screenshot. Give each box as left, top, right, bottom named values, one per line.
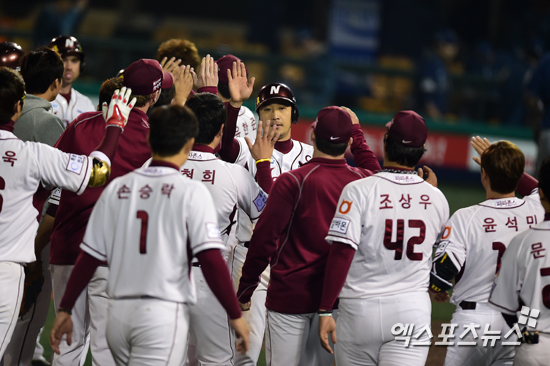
left=384, top=219, right=425, bottom=261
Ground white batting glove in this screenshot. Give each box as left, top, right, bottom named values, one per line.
left=102, top=87, right=136, bottom=130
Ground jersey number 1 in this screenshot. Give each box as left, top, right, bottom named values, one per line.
left=541, top=267, right=550, bottom=309
left=136, top=210, right=148, bottom=254
left=384, top=219, right=425, bottom=261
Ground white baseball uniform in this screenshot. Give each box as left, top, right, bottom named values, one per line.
left=80, top=163, right=224, bottom=366
left=0, top=129, right=94, bottom=359
left=326, top=170, right=449, bottom=366
left=231, top=139, right=313, bottom=366
left=435, top=188, right=544, bottom=366
left=234, top=106, right=256, bottom=141
left=489, top=217, right=550, bottom=365
left=177, top=148, right=267, bottom=365
left=51, top=88, right=96, bottom=128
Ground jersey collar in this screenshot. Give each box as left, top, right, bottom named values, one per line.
left=149, top=160, right=180, bottom=170
left=0, top=120, right=15, bottom=133
left=192, top=144, right=215, bottom=153
left=275, top=139, right=293, bottom=154
left=479, top=197, right=524, bottom=209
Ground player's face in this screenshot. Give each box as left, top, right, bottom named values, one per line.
left=259, top=102, right=292, bottom=141
left=62, top=55, right=81, bottom=86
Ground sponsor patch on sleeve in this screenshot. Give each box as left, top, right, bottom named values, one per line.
left=253, top=190, right=268, bottom=212
left=329, top=217, right=350, bottom=235
left=66, top=154, right=85, bottom=175
left=205, top=223, right=221, bottom=239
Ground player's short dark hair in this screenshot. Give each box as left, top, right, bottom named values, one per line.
left=148, top=105, right=199, bottom=157
left=384, top=134, right=426, bottom=167
left=218, top=82, right=230, bottom=100
left=20, top=47, right=63, bottom=95
left=538, top=157, right=550, bottom=201
left=185, top=93, right=226, bottom=145
left=98, top=77, right=124, bottom=110
left=154, top=84, right=176, bottom=108
left=157, top=39, right=201, bottom=70
left=0, top=67, right=25, bottom=124
left=315, top=138, right=348, bottom=157
left=481, top=141, right=524, bottom=194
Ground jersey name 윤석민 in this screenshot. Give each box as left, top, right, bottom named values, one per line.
left=435, top=189, right=544, bottom=305
left=326, top=171, right=449, bottom=299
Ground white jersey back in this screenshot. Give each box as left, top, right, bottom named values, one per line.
left=80, top=165, right=224, bottom=304
left=182, top=150, right=267, bottom=248
left=234, top=106, right=256, bottom=142
left=436, top=191, right=544, bottom=305
left=489, top=219, right=550, bottom=332
left=0, top=130, right=92, bottom=262
left=326, top=171, right=449, bottom=299
left=51, top=88, right=96, bottom=128
left=234, top=138, right=313, bottom=179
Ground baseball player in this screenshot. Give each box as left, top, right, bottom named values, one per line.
left=49, top=104, right=250, bottom=366
left=318, top=110, right=449, bottom=366
left=489, top=157, right=550, bottom=365
left=0, top=41, right=24, bottom=71
left=46, top=59, right=173, bottom=366
left=0, top=65, right=134, bottom=360
left=49, top=36, right=95, bottom=127
left=180, top=92, right=275, bottom=365
left=216, top=55, right=256, bottom=141
left=429, top=138, right=545, bottom=366
left=237, top=106, right=379, bottom=366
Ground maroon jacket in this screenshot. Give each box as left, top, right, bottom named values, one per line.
left=237, top=158, right=373, bottom=314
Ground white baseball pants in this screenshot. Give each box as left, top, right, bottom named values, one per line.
left=106, top=298, right=189, bottom=366
left=336, top=291, right=431, bottom=366
left=2, top=244, right=52, bottom=366
left=231, top=244, right=269, bottom=366
left=513, top=333, right=550, bottom=366
left=265, top=310, right=335, bottom=366
left=187, top=266, right=235, bottom=366
left=0, top=262, right=24, bottom=360
left=51, top=265, right=114, bottom=366
left=444, top=302, right=515, bottom=366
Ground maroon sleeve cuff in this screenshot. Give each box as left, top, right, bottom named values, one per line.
left=350, top=124, right=381, bottom=173
left=196, top=249, right=242, bottom=319
left=517, top=173, right=539, bottom=197
left=95, top=126, right=123, bottom=163
left=197, top=86, right=218, bottom=95
left=319, top=242, right=355, bottom=310
left=218, top=102, right=241, bottom=163
left=255, top=161, right=273, bottom=194
left=59, top=251, right=102, bottom=310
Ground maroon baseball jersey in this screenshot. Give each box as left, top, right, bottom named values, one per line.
left=237, top=158, right=373, bottom=314
left=50, top=109, right=152, bottom=265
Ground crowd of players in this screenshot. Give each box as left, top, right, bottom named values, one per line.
left=0, top=35, right=549, bottom=366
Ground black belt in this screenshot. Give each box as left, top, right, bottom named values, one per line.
left=192, top=262, right=201, bottom=267
left=459, top=301, right=476, bottom=310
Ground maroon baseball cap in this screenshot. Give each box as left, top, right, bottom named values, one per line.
left=385, top=110, right=427, bottom=148
left=216, top=54, right=248, bottom=84
left=312, top=106, right=353, bottom=144
left=123, top=59, right=173, bottom=95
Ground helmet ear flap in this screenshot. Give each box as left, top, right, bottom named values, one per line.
left=292, top=105, right=299, bottom=124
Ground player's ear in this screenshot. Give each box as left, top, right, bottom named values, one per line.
left=348, top=137, right=353, bottom=148
left=182, top=137, right=195, bottom=154
left=310, top=129, right=315, bottom=143
left=217, top=124, right=224, bottom=138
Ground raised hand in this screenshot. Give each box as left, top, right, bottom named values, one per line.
left=228, top=60, right=255, bottom=107
left=340, top=106, right=360, bottom=125
left=101, top=87, right=136, bottom=130
left=471, top=136, right=492, bottom=165
left=246, top=120, right=280, bottom=161
left=192, top=54, right=218, bottom=89
left=418, top=165, right=438, bottom=187
left=173, top=65, right=194, bottom=106
left=160, top=56, right=182, bottom=79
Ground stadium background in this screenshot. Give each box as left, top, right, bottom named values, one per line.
left=1, top=0, right=548, bottom=364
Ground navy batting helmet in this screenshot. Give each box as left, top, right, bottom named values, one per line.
left=48, top=35, right=85, bottom=71
left=256, top=83, right=299, bottom=123
left=0, top=42, right=24, bottom=71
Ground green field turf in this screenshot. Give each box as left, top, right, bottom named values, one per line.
left=38, top=183, right=486, bottom=365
